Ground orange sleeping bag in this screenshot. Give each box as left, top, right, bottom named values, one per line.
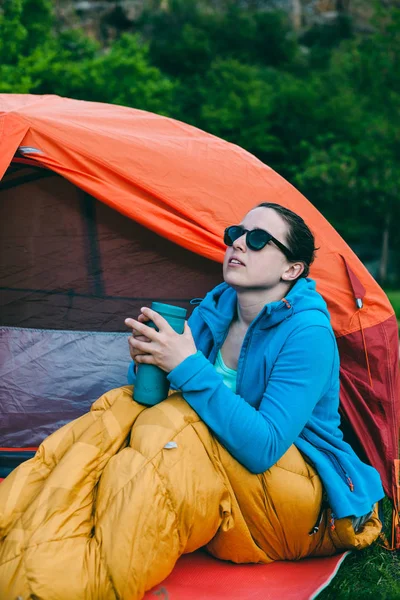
left=0, top=387, right=381, bottom=599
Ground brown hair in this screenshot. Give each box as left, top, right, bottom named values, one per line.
left=256, top=202, right=317, bottom=278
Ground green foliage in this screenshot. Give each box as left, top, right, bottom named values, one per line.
left=301, top=14, right=354, bottom=68
left=0, top=0, right=53, bottom=66
left=0, top=0, right=28, bottom=65
left=292, top=10, right=400, bottom=254
left=197, top=59, right=281, bottom=157
left=0, top=2, right=174, bottom=113
left=85, top=34, right=175, bottom=112
left=139, top=2, right=298, bottom=77
left=385, top=290, right=400, bottom=318
left=20, top=33, right=175, bottom=113
left=19, top=0, right=53, bottom=54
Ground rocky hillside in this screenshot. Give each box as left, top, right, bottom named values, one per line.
left=53, top=0, right=382, bottom=41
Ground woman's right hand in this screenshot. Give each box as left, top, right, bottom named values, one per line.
left=126, top=312, right=152, bottom=363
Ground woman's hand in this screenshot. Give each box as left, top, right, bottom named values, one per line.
left=125, top=307, right=197, bottom=373
left=126, top=312, right=152, bottom=364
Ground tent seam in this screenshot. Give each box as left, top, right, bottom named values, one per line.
left=380, top=318, right=398, bottom=460
left=334, top=312, right=396, bottom=339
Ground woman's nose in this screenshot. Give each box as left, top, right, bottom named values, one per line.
left=232, top=234, right=247, bottom=251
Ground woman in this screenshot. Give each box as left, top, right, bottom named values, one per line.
left=126, top=202, right=384, bottom=544
left=0, top=203, right=384, bottom=600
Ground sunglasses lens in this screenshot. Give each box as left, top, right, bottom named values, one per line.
left=247, top=229, right=271, bottom=251
left=224, top=226, right=244, bottom=246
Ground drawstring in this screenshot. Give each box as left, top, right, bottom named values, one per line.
left=281, top=297, right=291, bottom=309
left=349, top=304, right=373, bottom=389
left=357, top=310, right=374, bottom=389
left=341, top=255, right=372, bottom=389
left=350, top=298, right=374, bottom=389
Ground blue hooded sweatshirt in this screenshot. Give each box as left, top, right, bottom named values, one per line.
left=128, top=278, right=384, bottom=520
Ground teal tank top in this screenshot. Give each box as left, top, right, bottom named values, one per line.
left=214, top=349, right=237, bottom=393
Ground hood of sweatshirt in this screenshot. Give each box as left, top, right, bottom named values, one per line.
left=197, top=278, right=331, bottom=340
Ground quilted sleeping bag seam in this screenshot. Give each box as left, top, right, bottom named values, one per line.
left=96, top=421, right=199, bottom=519
left=273, top=464, right=315, bottom=478
left=119, top=461, right=181, bottom=599
left=92, top=531, right=120, bottom=600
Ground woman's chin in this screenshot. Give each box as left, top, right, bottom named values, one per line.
left=223, top=270, right=246, bottom=288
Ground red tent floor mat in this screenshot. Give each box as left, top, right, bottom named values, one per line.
left=144, top=550, right=349, bottom=600
left=0, top=479, right=347, bottom=599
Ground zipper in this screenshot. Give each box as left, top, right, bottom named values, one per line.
left=200, top=307, right=260, bottom=392
left=236, top=327, right=254, bottom=394
left=200, top=297, right=292, bottom=393
left=309, top=505, right=336, bottom=534
left=308, top=501, right=326, bottom=535
left=198, top=308, right=229, bottom=365
left=236, top=309, right=268, bottom=393
left=301, top=432, right=354, bottom=492
left=238, top=300, right=291, bottom=392
left=308, top=505, right=338, bottom=535
left=324, top=450, right=354, bottom=492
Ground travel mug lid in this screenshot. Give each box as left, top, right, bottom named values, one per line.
left=150, top=302, right=187, bottom=319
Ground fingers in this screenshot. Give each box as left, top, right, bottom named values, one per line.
left=128, top=335, right=151, bottom=361
left=132, top=334, right=149, bottom=343
left=125, top=317, right=137, bottom=329
left=133, top=320, right=159, bottom=340
left=135, top=353, right=155, bottom=365
left=125, top=308, right=165, bottom=333
left=140, top=307, right=171, bottom=332
left=126, top=310, right=154, bottom=362
left=124, top=318, right=157, bottom=340
left=125, top=311, right=150, bottom=329
left=130, top=337, right=154, bottom=354
left=138, top=313, right=150, bottom=323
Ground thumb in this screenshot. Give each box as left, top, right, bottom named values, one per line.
left=183, top=321, right=191, bottom=334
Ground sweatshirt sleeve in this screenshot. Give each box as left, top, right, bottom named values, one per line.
left=127, top=361, right=136, bottom=385
left=167, top=325, right=336, bottom=473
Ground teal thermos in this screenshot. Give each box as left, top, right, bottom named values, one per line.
left=133, top=302, right=187, bottom=406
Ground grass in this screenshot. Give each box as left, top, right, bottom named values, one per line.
left=385, top=290, right=400, bottom=325
left=318, top=499, right=400, bottom=599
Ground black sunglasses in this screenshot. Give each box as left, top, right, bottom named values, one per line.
left=224, top=225, right=293, bottom=259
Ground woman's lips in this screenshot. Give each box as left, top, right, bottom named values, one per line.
left=228, top=259, right=245, bottom=267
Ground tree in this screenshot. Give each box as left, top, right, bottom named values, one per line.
left=0, top=2, right=175, bottom=115
left=138, top=1, right=300, bottom=76
left=0, top=0, right=31, bottom=91
left=196, top=59, right=282, bottom=160
left=294, top=7, right=400, bottom=284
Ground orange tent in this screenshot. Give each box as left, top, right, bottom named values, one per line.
left=0, top=94, right=398, bottom=547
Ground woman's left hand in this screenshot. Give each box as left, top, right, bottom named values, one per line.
left=125, top=307, right=197, bottom=373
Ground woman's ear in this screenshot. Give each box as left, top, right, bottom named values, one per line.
left=282, top=262, right=305, bottom=282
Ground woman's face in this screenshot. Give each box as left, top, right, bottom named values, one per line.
left=223, top=207, right=293, bottom=291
